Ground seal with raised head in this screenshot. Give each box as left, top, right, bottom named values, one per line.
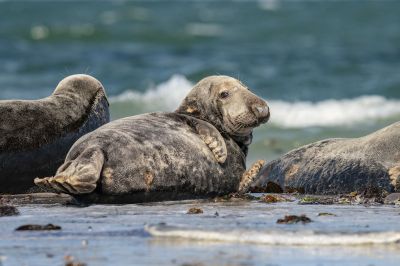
left=251, top=122, right=400, bottom=195
left=0, top=74, right=110, bottom=193
left=35, top=75, right=269, bottom=202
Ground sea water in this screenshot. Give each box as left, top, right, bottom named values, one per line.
left=0, top=0, right=399, bottom=163
left=1, top=1, right=400, bottom=265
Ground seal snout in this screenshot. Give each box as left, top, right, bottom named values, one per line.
left=251, top=102, right=270, bottom=123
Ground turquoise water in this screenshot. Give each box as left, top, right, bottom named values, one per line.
left=1, top=0, right=400, bottom=162
left=1, top=2, right=400, bottom=265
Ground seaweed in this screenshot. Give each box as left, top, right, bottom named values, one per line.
left=277, top=215, right=312, bottom=224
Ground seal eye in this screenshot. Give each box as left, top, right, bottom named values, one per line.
left=219, top=91, right=229, bottom=99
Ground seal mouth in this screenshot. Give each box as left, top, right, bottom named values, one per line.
left=224, top=114, right=260, bottom=136
left=259, top=110, right=270, bottom=124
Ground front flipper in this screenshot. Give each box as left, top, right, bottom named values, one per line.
left=238, top=160, right=266, bottom=193
left=34, top=147, right=104, bottom=194
left=178, top=114, right=227, bottom=164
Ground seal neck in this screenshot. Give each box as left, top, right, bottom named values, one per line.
left=230, top=133, right=253, bottom=157
left=175, top=108, right=253, bottom=157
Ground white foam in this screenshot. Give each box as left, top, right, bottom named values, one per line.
left=271, top=96, right=400, bottom=128
left=145, top=224, right=400, bottom=246
left=185, top=23, right=223, bottom=37
left=258, top=0, right=281, bottom=11
left=110, top=74, right=192, bottom=111
left=110, top=75, right=400, bottom=128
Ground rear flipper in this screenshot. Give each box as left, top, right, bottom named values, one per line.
left=34, top=147, right=104, bottom=194
left=238, top=160, right=266, bottom=193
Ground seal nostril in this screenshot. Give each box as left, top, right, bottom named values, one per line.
left=253, top=105, right=269, bottom=117
left=256, top=106, right=265, bottom=114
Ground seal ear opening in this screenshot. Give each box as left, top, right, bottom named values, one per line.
left=176, top=79, right=213, bottom=115
left=185, top=106, right=198, bottom=114
left=176, top=98, right=201, bottom=117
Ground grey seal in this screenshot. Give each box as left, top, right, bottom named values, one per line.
left=0, top=74, right=110, bottom=193
left=35, top=75, right=269, bottom=202
left=251, top=122, right=400, bottom=195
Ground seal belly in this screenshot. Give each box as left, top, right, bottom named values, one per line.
left=67, top=113, right=238, bottom=196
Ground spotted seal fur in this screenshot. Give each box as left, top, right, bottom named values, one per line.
left=35, top=75, right=269, bottom=202
left=251, top=122, right=400, bottom=195
left=0, top=74, right=110, bottom=193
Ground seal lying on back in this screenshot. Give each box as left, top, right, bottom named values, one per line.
left=251, top=122, right=400, bottom=195
left=35, top=76, right=269, bottom=202
left=0, top=74, right=110, bottom=193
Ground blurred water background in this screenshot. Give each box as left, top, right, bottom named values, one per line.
left=2, top=2, right=400, bottom=265
left=1, top=0, right=400, bottom=163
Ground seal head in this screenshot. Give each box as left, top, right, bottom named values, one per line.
left=176, top=75, right=270, bottom=154
left=0, top=74, right=110, bottom=193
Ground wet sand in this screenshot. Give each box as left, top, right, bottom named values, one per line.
left=1, top=194, right=400, bottom=266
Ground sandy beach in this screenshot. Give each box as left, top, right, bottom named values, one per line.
left=1, top=194, right=400, bottom=265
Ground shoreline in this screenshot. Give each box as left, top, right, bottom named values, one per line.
left=1, top=191, right=400, bottom=206
left=1, top=195, right=400, bottom=265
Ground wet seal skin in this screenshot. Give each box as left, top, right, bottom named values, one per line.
left=251, top=122, right=400, bottom=195
left=35, top=75, right=270, bottom=203
left=0, top=74, right=110, bottom=193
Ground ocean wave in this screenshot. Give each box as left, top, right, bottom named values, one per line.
left=145, top=224, right=400, bottom=246
left=110, top=75, right=400, bottom=128
left=110, top=74, right=192, bottom=112
left=271, top=96, right=400, bottom=128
